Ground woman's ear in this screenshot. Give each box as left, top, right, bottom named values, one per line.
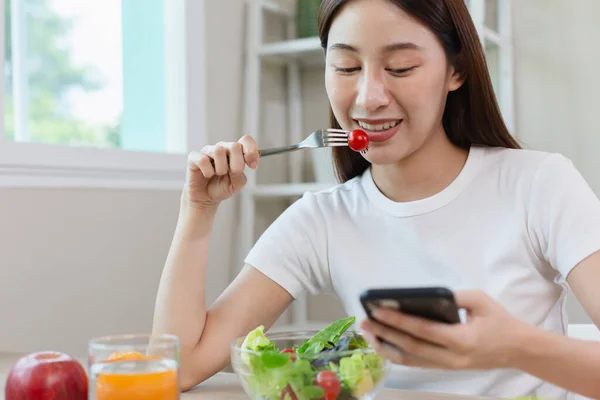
left=448, top=66, right=466, bottom=92
left=447, top=53, right=466, bottom=92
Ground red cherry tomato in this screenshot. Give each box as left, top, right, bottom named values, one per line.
left=315, top=370, right=341, bottom=399
left=348, top=129, right=369, bottom=152
left=281, top=348, right=296, bottom=362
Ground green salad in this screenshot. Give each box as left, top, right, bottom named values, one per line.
left=238, top=316, right=387, bottom=400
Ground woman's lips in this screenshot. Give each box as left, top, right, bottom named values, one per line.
left=355, top=120, right=402, bottom=143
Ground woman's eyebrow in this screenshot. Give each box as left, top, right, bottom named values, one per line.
left=382, top=42, right=421, bottom=52
left=327, top=41, right=421, bottom=53
left=327, top=42, right=359, bottom=53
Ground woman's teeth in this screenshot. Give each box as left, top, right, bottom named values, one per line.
left=357, top=120, right=401, bottom=132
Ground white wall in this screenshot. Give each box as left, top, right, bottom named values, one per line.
left=0, top=189, right=181, bottom=355
left=512, top=0, right=600, bottom=324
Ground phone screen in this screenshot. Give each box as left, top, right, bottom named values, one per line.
left=364, top=296, right=461, bottom=324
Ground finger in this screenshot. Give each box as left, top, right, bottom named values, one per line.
left=224, top=142, right=245, bottom=175
left=362, top=332, right=447, bottom=369
left=202, top=145, right=228, bottom=176
left=361, top=318, right=445, bottom=351
left=229, top=172, right=248, bottom=193
left=361, top=320, right=469, bottom=369
left=238, top=135, right=259, bottom=168
left=369, top=308, right=458, bottom=348
left=188, top=150, right=215, bottom=178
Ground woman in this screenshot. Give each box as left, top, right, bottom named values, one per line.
left=152, top=0, right=600, bottom=398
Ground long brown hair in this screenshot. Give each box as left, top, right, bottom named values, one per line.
left=318, top=0, right=521, bottom=182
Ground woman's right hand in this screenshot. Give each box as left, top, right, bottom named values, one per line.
left=184, top=135, right=259, bottom=210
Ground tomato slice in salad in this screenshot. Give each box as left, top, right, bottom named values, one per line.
left=315, top=370, right=341, bottom=400
left=280, top=348, right=297, bottom=362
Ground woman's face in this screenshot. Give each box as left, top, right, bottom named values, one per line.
left=325, top=0, right=463, bottom=165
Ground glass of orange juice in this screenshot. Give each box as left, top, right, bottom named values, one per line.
left=88, top=333, right=180, bottom=400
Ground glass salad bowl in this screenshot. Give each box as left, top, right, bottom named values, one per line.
left=230, top=317, right=391, bottom=400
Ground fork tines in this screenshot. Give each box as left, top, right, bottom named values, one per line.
left=323, top=128, right=349, bottom=146
left=326, top=128, right=350, bottom=134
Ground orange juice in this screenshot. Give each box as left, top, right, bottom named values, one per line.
left=91, top=353, right=178, bottom=400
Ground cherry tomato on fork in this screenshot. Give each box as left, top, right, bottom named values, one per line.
left=348, top=129, right=369, bottom=152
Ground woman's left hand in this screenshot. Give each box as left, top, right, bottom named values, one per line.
left=359, top=290, right=533, bottom=370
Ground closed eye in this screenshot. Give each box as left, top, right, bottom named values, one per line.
left=334, top=67, right=361, bottom=74
left=387, top=66, right=416, bottom=75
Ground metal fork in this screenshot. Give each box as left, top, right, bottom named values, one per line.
left=258, top=129, right=349, bottom=157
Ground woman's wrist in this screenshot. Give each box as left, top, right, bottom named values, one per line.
left=177, top=194, right=218, bottom=238
left=508, top=321, right=562, bottom=371
left=180, top=191, right=219, bottom=216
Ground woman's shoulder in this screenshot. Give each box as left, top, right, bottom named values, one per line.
left=282, top=174, right=366, bottom=219
left=258, top=176, right=365, bottom=241
left=481, top=144, right=558, bottom=165
left=477, top=145, right=591, bottom=204
left=479, top=145, right=575, bottom=178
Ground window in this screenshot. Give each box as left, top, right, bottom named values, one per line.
left=0, top=0, right=207, bottom=188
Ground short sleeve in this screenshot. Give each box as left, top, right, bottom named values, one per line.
left=244, top=192, right=330, bottom=299
left=527, top=153, right=600, bottom=278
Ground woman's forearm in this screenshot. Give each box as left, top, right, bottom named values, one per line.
left=152, top=197, right=217, bottom=357
left=513, top=325, right=600, bottom=399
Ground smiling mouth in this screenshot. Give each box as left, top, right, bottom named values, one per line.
left=355, top=119, right=402, bottom=132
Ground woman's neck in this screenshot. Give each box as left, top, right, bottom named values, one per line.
left=370, top=131, right=469, bottom=203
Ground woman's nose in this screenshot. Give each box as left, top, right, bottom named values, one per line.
left=355, top=74, right=390, bottom=112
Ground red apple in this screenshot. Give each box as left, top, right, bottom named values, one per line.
left=5, top=351, right=88, bottom=400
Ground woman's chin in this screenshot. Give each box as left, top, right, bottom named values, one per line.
left=362, top=144, right=422, bottom=167
left=360, top=147, right=402, bottom=166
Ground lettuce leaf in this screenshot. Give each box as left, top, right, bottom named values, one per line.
left=297, top=316, right=356, bottom=354
left=240, top=325, right=276, bottom=366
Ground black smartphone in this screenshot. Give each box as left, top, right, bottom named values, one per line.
left=359, top=287, right=461, bottom=350
left=360, top=286, right=461, bottom=325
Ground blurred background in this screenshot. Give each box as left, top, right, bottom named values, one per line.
left=0, top=0, right=598, bottom=357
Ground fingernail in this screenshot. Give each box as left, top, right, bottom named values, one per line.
left=373, top=309, right=386, bottom=319
left=250, top=161, right=257, bottom=169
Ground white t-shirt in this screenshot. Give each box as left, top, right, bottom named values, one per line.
left=245, top=145, right=600, bottom=399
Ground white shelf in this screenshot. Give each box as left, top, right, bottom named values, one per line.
left=261, top=0, right=294, bottom=17
left=259, top=37, right=324, bottom=66
left=482, top=27, right=501, bottom=45
left=259, top=37, right=320, bottom=56
left=250, top=182, right=334, bottom=197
